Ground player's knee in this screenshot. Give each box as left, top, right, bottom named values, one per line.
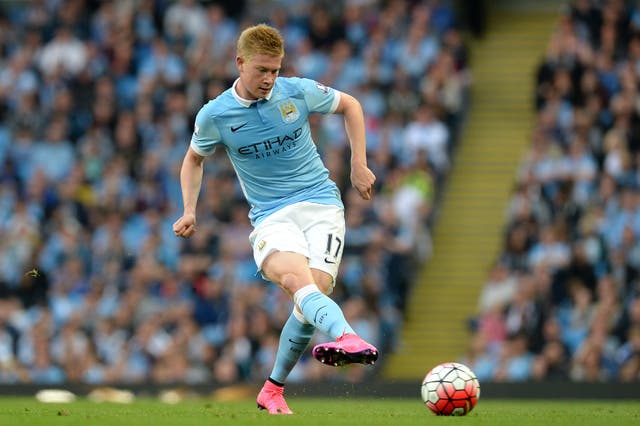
left=316, top=280, right=334, bottom=295
left=311, top=270, right=334, bottom=295
left=280, top=272, right=304, bottom=295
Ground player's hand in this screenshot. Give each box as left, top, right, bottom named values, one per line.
left=173, top=213, right=197, bottom=238
left=351, top=164, right=376, bottom=200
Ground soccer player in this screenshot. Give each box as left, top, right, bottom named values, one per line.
left=172, top=24, right=378, bottom=414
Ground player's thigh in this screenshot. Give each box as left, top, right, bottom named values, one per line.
left=249, top=213, right=309, bottom=271
left=261, top=251, right=314, bottom=291
left=304, top=204, right=345, bottom=292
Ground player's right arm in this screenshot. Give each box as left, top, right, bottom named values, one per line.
left=173, top=105, right=221, bottom=238
left=173, top=146, right=205, bottom=238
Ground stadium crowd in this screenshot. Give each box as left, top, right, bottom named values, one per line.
left=0, top=0, right=468, bottom=385
left=465, top=0, right=640, bottom=382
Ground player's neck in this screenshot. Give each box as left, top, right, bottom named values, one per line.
left=234, top=79, right=258, bottom=101
left=233, top=78, right=274, bottom=102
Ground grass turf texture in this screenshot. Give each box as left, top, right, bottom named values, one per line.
left=0, top=397, right=639, bottom=426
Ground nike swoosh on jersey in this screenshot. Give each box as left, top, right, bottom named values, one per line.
left=231, top=122, right=248, bottom=132
left=324, top=257, right=336, bottom=264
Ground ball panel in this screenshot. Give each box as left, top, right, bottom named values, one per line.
left=452, top=377, right=466, bottom=389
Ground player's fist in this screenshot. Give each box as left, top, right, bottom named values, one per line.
left=351, top=164, right=376, bottom=200
left=173, top=213, right=196, bottom=238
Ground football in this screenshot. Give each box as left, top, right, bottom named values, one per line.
left=421, top=362, right=480, bottom=416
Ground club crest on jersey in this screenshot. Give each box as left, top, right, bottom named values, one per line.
left=278, top=99, right=299, bottom=123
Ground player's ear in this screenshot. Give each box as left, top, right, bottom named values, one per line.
left=236, top=56, right=244, bottom=71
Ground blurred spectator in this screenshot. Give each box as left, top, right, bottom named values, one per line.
left=38, top=26, right=88, bottom=78
left=531, top=317, right=570, bottom=380
left=402, top=103, right=450, bottom=176
left=527, top=223, right=571, bottom=273
left=616, top=325, right=640, bottom=381
left=477, top=261, right=518, bottom=315
left=493, top=332, right=535, bottom=382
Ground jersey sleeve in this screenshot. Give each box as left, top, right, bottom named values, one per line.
left=190, top=106, right=222, bottom=156
left=299, top=77, right=341, bottom=114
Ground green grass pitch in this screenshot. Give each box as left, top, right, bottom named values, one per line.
left=0, top=397, right=639, bottom=426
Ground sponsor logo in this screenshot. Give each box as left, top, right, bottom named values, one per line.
left=231, top=122, right=248, bottom=132
left=324, top=257, right=336, bottom=264
left=237, top=127, right=303, bottom=159
left=257, top=240, right=266, bottom=251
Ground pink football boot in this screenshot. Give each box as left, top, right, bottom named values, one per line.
left=257, top=380, right=293, bottom=415
left=312, top=333, right=379, bottom=367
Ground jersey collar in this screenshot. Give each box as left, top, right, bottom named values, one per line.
left=231, top=78, right=274, bottom=107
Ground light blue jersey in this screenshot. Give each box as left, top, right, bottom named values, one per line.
left=190, top=77, right=343, bottom=225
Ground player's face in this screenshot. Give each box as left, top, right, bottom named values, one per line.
left=236, top=53, right=282, bottom=100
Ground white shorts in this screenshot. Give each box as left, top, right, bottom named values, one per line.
left=249, top=202, right=345, bottom=284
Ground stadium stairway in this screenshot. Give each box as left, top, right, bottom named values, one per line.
left=383, top=1, right=558, bottom=380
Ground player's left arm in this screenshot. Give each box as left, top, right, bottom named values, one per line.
left=333, top=91, right=376, bottom=200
